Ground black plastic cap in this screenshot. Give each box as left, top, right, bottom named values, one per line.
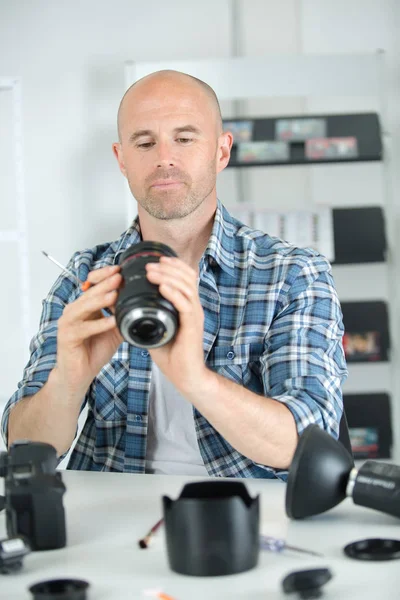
left=344, top=538, right=400, bottom=561
left=29, top=578, right=89, bottom=600
left=282, top=568, right=333, bottom=598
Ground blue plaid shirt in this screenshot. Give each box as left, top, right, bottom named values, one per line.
left=2, top=201, right=347, bottom=479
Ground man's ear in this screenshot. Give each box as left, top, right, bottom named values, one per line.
left=112, top=142, right=127, bottom=177
left=216, top=132, right=233, bottom=174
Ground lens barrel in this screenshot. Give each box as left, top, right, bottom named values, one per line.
left=115, top=241, right=179, bottom=349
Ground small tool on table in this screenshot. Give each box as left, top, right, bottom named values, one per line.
left=138, top=518, right=164, bottom=549
left=138, top=518, right=322, bottom=557
left=143, top=590, right=177, bottom=600
left=260, top=535, right=323, bottom=557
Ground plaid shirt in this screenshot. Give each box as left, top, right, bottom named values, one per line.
left=2, top=201, right=347, bottom=479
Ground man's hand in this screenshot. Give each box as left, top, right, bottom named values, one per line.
left=7, top=265, right=124, bottom=454
left=55, top=265, right=124, bottom=399
left=145, top=256, right=207, bottom=394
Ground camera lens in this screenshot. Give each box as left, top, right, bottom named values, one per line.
left=130, top=318, right=164, bottom=343
left=115, top=241, right=179, bottom=349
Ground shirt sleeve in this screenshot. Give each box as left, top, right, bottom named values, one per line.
left=260, top=256, right=348, bottom=441
left=1, top=258, right=81, bottom=449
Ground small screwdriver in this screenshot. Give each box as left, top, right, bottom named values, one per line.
left=260, top=535, right=323, bottom=557
left=41, top=250, right=113, bottom=316
left=41, top=251, right=92, bottom=290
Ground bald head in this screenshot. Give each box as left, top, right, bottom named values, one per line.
left=117, top=70, right=223, bottom=142
left=112, top=69, right=233, bottom=224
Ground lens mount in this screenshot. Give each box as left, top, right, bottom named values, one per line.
left=120, top=307, right=177, bottom=349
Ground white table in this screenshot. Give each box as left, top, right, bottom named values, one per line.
left=1, top=471, right=400, bottom=599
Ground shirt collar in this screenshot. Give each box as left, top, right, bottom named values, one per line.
left=110, top=199, right=236, bottom=276
left=112, top=219, right=142, bottom=264
left=204, top=199, right=235, bottom=277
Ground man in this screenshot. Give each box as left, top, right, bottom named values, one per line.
left=2, top=70, right=347, bottom=478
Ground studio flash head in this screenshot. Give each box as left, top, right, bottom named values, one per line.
left=286, top=424, right=400, bottom=521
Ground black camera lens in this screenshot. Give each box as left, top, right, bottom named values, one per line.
left=115, top=241, right=179, bottom=349
left=129, top=317, right=165, bottom=345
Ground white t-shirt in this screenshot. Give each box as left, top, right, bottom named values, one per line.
left=145, top=363, right=208, bottom=475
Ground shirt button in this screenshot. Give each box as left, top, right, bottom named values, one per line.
left=226, top=351, right=235, bottom=360
left=141, top=350, right=149, bottom=357
left=135, top=415, right=142, bottom=422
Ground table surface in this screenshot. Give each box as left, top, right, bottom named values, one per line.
left=1, top=471, right=400, bottom=599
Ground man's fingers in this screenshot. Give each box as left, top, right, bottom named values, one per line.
left=146, top=268, right=195, bottom=301
left=78, top=288, right=119, bottom=321
left=159, top=256, right=197, bottom=277
left=146, top=259, right=197, bottom=299
left=60, top=313, right=119, bottom=346
left=158, top=283, right=194, bottom=314
left=84, top=264, right=121, bottom=286
left=61, top=284, right=119, bottom=325
left=84, top=272, right=122, bottom=298
left=75, top=315, right=119, bottom=341
left=146, top=258, right=197, bottom=285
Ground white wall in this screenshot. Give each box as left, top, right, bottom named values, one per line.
left=0, top=0, right=399, bottom=456
left=0, top=0, right=233, bottom=442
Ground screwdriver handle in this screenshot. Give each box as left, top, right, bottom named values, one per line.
left=259, top=535, right=322, bottom=557
left=260, top=535, right=285, bottom=552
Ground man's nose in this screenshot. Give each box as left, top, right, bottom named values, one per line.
left=155, top=140, right=175, bottom=168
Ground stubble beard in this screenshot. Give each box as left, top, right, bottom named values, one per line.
left=139, top=187, right=209, bottom=220
left=129, top=160, right=217, bottom=221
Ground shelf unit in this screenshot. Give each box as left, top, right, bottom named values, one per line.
left=223, top=112, right=383, bottom=168
left=123, top=52, right=398, bottom=459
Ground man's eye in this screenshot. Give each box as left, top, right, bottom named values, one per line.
left=137, top=142, right=154, bottom=149
left=177, top=138, right=192, bottom=144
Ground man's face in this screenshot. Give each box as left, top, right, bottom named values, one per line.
left=113, top=78, right=230, bottom=221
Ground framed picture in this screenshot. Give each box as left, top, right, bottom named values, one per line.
left=349, top=427, right=379, bottom=459
left=305, top=136, right=358, bottom=160
left=344, top=393, right=392, bottom=459
left=223, top=120, right=254, bottom=143
left=237, top=141, right=289, bottom=163
left=341, top=301, right=389, bottom=362
left=343, top=331, right=381, bottom=362
left=276, top=117, right=327, bottom=141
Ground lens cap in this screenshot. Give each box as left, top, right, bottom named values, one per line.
left=29, top=578, right=90, bottom=600
left=344, top=538, right=400, bottom=561
left=282, top=567, right=333, bottom=597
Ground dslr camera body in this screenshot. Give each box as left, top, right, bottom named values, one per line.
left=0, top=440, right=66, bottom=551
